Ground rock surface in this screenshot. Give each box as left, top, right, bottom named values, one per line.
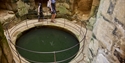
left=87, top=0, right=125, bottom=63
left=0, top=0, right=125, bottom=63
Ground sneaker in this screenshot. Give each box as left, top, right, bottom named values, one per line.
left=38, top=19, right=43, bottom=22
left=38, top=20, right=40, bottom=22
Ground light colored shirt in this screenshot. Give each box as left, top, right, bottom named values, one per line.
left=51, top=0, right=56, bottom=3
left=47, top=0, right=51, bottom=8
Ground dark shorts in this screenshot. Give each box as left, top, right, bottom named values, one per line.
left=51, top=3, right=56, bottom=14
left=38, top=12, right=44, bottom=19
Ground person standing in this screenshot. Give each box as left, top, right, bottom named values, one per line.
left=38, top=3, right=44, bottom=22
left=50, top=0, right=56, bottom=23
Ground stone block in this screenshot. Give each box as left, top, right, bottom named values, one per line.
left=93, top=16, right=115, bottom=51
left=89, top=38, right=99, bottom=56
left=98, top=0, right=110, bottom=15
left=113, top=0, right=125, bottom=27
left=96, top=54, right=110, bottom=63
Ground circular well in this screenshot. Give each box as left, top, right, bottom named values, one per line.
left=16, top=26, right=79, bottom=63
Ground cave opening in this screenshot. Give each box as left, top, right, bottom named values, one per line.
left=35, top=0, right=48, bottom=7
left=73, top=0, right=93, bottom=14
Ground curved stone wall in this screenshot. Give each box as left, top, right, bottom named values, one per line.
left=5, top=18, right=86, bottom=63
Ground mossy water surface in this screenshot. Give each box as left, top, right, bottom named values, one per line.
left=16, top=26, right=79, bottom=63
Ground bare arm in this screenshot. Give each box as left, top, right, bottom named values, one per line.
left=38, top=6, right=40, bottom=15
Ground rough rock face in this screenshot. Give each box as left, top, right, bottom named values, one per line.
left=74, top=0, right=92, bottom=13
left=0, top=23, right=15, bottom=63
left=0, top=0, right=17, bottom=11
left=0, top=0, right=97, bottom=21
left=0, top=10, right=16, bottom=24
left=17, top=0, right=30, bottom=16
left=72, top=0, right=93, bottom=21
left=0, top=0, right=98, bottom=63
left=87, top=0, right=125, bottom=63
left=1, top=0, right=125, bottom=63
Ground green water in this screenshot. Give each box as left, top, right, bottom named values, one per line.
left=16, top=26, right=79, bottom=63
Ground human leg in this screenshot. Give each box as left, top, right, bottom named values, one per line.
left=38, top=15, right=40, bottom=22
left=41, top=12, right=44, bottom=20
left=51, top=3, right=56, bottom=23
left=51, top=13, right=56, bottom=22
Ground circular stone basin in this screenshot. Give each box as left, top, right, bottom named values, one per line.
left=16, top=26, right=79, bottom=63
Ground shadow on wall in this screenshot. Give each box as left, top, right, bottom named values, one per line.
left=73, top=0, right=93, bottom=14
left=0, top=0, right=17, bottom=11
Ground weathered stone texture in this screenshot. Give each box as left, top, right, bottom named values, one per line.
left=17, top=0, right=30, bottom=17
left=0, top=23, right=15, bottom=63
left=1, top=0, right=125, bottom=63
left=0, top=0, right=17, bottom=11
left=113, top=0, right=125, bottom=28
left=93, top=16, right=115, bottom=51
left=90, top=0, right=125, bottom=63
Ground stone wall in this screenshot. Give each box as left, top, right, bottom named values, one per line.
left=0, top=23, right=15, bottom=63
left=0, top=0, right=98, bottom=21
left=87, top=0, right=125, bottom=63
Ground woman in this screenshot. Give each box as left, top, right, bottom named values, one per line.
left=38, top=3, right=44, bottom=22
left=48, top=0, right=56, bottom=23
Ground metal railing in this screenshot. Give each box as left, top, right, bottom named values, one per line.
left=4, top=13, right=87, bottom=63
